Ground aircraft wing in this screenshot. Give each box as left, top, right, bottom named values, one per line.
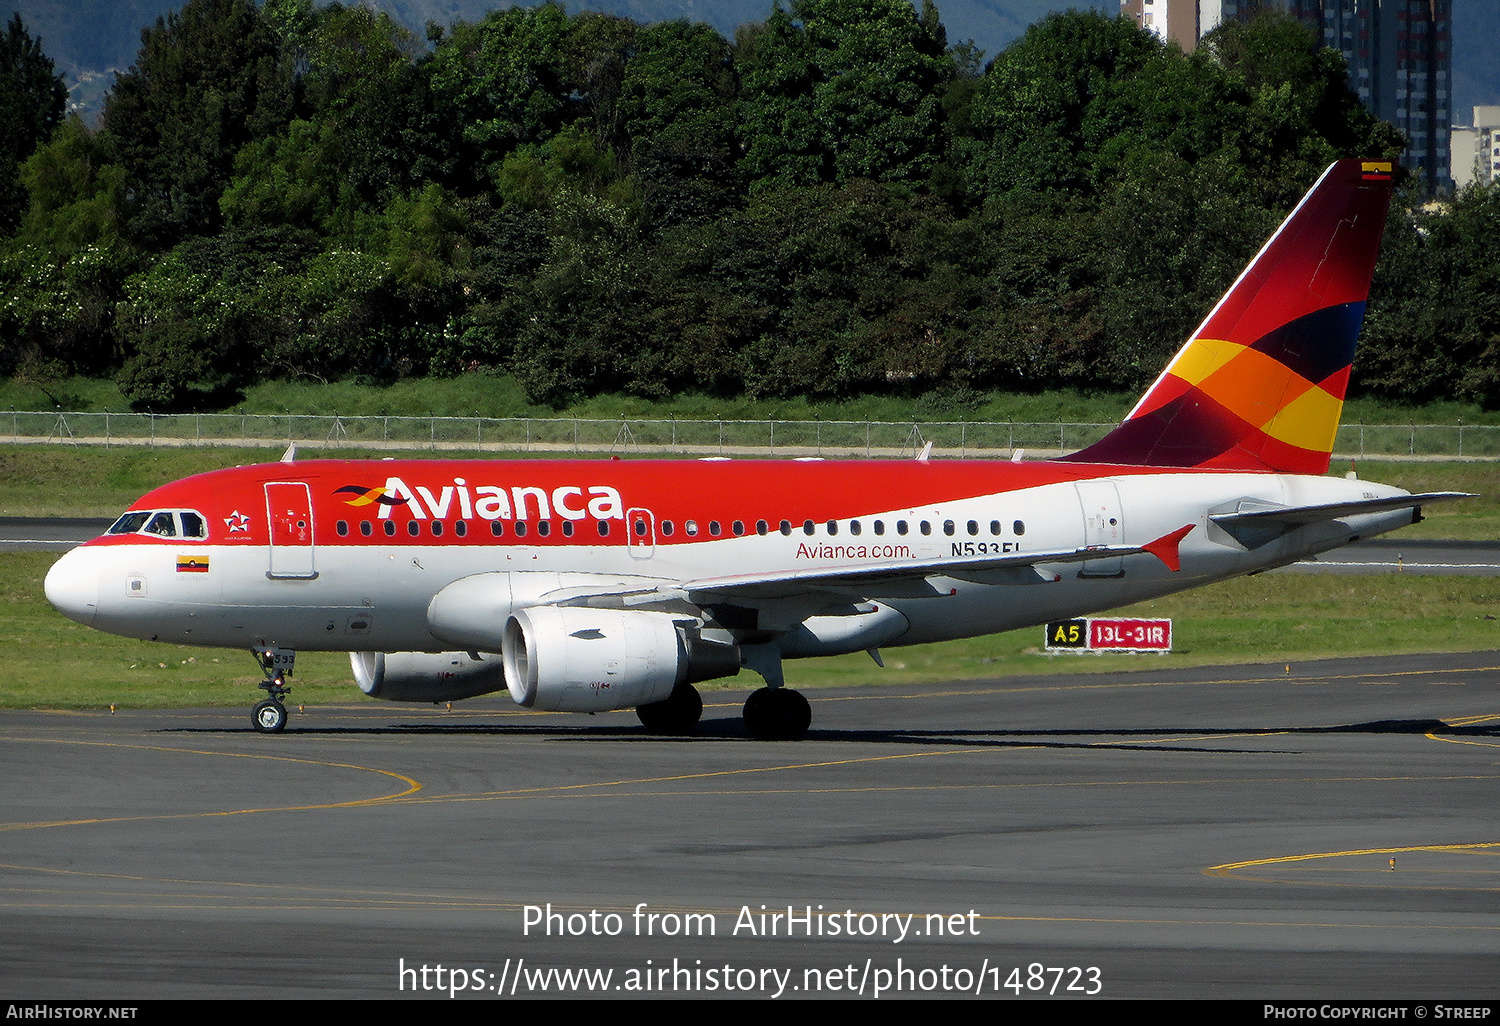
left=1210, top=492, right=1472, bottom=528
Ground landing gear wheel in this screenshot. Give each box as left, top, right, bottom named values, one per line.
left=742, top=687, right=811, bottom=741
left=252, top=699, right=288, bottom=733
left=636, top=683, right=703, bottom=734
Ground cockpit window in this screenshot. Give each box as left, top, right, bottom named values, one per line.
left=108, top=509, right=207, bottom=538
left=145, top=512, right=177, bottom=537
left=107, top=512, right=152, bottom=535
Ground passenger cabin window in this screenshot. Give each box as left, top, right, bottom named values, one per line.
left=1013, top=520, right=1026, bottom=536
left=455, top=521, right=467, bottom=538
left=537, top=521, right=551, bottom=537
left=661, top=521, right=674, bottom=537
left=896, top=521, right=909, bottom=535
left=491, top=521, right=505, bottom=537
left=385, top=521, right=397, bottom=537
left=850, top=520, right=861, bottom=536
left=684, top=521, right=697, bottom=537
left=709, top=521, right=721, bottom=536
left=598, top=521, right=611, bottom=537
left=361, top=521, right=373, bottom=537
left=336, top=521, right=349, bottom=537
left=561, top=521, right=574, bottom=537
left=732, top=520, right=745, bottom=536
left=873, top=521, right=885, bottom=536
left=431, top=521, right=444, bottom=537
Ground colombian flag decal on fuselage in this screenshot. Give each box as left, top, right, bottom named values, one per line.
left=176, top=555, right=210, bottom=573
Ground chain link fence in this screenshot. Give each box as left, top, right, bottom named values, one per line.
left=5, top=410, right=1498, bottom=459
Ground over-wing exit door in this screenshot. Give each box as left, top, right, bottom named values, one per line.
left=265, top=482, right=317, bottom=579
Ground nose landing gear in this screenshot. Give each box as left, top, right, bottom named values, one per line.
left=251, top=647, right=295, bottom=733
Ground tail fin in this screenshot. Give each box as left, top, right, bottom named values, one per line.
left=1064, top=159, right=1395, bottom=475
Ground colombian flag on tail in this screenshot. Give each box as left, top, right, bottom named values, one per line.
left=1064, top=159, right=1395, bottom=475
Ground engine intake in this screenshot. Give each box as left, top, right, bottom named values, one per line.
left=502, top=607, right=739, bottom=712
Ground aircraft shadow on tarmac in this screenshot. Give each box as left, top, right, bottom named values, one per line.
left=157, top=716, right=1496, bottom=752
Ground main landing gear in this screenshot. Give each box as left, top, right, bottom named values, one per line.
left=636, top=682, right=703, bottom=734
left=251, top=647, right=295, bottom=733
left=742, top=687, right=811, bottom=741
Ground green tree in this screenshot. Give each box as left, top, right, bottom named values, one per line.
left=964, top=11, right=1169, bottom=198
left=0, top=12, right=67, bottom=235
left=427, top=3, right=575, bottom=192
left=1200, top=11, right=1403, bottom=207
left=102, top=0, right=291, bottom=249
left=1358, top=183, right=1500, bottom=408
left=738, top=0, right=953, bottom=192
left=2, top=117, right=136, bottom=377
left=618, top=20, right=740, bottom=229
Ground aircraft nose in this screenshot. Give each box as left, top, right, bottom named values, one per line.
left=45, top=548, right=100, bottom=626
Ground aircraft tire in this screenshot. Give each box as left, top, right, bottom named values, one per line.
left=636, top=683, right=703, bottom=734
left=742, top=687, right=811, bottom=741
left=252, top=699, right=288, bottom=733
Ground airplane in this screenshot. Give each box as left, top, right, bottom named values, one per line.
left=44, top=158, right=1469, bottom=739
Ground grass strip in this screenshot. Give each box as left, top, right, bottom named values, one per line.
left=4, top=552, right=1495, bottom=710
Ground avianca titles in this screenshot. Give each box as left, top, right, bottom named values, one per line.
left=44, top=160, right=1468, bottom=738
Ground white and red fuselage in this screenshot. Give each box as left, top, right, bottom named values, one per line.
left=42, top=160, right=1455, bottom=736
left=45, top=456, right=1417, bottom=664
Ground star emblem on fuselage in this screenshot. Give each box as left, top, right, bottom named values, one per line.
left=225, top=510, right=251, bottom=532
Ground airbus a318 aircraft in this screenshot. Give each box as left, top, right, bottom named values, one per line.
left=45, top=160, right=1466, bottom=739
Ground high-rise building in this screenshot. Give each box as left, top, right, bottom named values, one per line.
left=1286, top=1, right=1452, bottom=193
left=1451, top=105, right=1500, bottom=189
left=1120, top=2, right=1453, bottom=192
left=1119, top=1, right=1269, bottom=51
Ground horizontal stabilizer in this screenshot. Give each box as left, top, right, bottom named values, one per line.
left=1210, top=492, right=1472, bottom=528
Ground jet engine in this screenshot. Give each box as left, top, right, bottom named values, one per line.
left=501, top=606, right=740, bottom=712
left=350, top=650, right=508, bottom=703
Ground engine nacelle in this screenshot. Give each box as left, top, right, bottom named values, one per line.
left=502, top=607, right=740, bottom=712
left=351, top=651, right=508, bottom=703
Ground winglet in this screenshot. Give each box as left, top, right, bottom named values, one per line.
left=1142, top=524, right=1195, bottom=572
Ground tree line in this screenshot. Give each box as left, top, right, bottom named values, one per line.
left=0, top=0, right=1495, bottom=412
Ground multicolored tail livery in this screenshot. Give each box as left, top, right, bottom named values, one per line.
left=1066, top=159, right=1395, bottom=475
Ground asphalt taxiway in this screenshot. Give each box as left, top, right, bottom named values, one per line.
left=3, top=651, right=1498, bottom=999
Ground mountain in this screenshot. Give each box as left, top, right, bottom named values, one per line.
left=11, top=0, right=1497, bottom=130
left=9, top=0, right=1109, bottom=121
